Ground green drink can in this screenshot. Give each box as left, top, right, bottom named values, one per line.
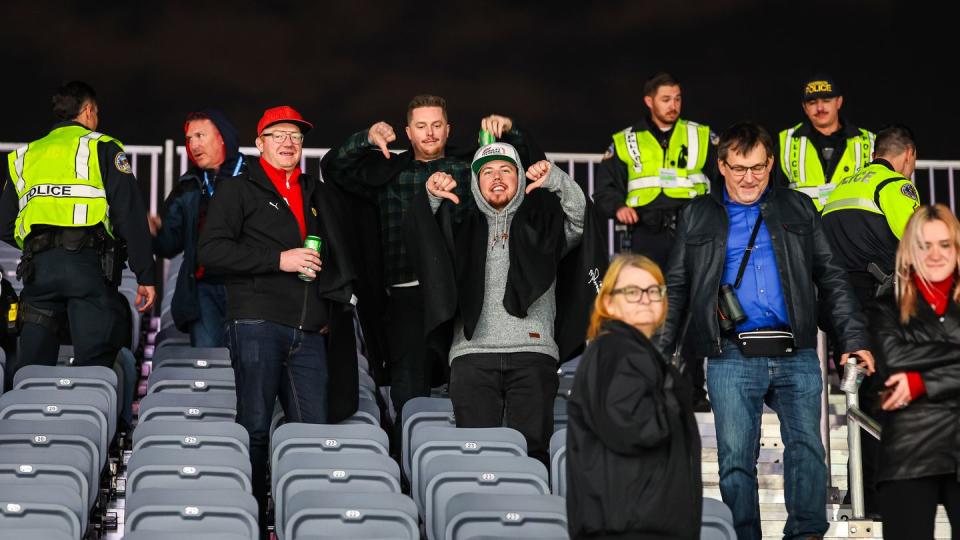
left=299, top=235, right=322, bottom=282
left=479, top=129, right=496, bottom=145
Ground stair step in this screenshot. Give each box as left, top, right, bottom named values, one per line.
left=700, top=436, right=850, bottom=450
left=702, top=473, right=848, bottom=489
left=700, top=447, right=853, bottom=463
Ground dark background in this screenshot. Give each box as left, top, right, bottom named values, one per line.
left=0, top=0, right=953, bottom=158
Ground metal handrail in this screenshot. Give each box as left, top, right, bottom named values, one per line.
left=844, top=369, right=882, bottom=521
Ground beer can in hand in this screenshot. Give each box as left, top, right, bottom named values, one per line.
left=299, top=235, right=322, bottom=282
left=840, top=357, right=866, bottom=394
left=479, top=129, right=496, bottom=145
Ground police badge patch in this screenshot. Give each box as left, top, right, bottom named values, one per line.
left=900, top=183, right=919, bottom=202
left=115, top=152, right=132, bottom=174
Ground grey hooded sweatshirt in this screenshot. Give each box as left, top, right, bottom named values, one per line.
left=429, top=159, right=586, bottom=361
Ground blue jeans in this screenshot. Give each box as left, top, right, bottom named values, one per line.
left=190, top=281, right=226, bottom=347
left=226, top=319, right=329, bottom=519
left=707, top=341, right=827, bottom=540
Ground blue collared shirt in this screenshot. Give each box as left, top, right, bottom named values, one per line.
left=722, top=189, right=790, bottom=332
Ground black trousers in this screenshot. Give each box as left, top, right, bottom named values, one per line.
left=878, top=475, right=960, bottom=540
left=448, top=351, right=559, bottom=465
left=15, top=247, right=127, bottom=372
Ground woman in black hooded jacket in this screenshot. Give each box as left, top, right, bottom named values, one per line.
left=867, top=204, right=960, bottom=540
left=567, top=254, right=702, bottom=540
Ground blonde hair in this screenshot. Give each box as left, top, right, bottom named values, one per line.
left=586, top=254, right=667, bottom=340
left=895, top=204, right=960, bottom=323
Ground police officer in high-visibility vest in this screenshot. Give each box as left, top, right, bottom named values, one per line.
left=593, top=72, right=717, bottom=267
left=593, top=71, right=717, bottom=411
left=821, top=124, right=920, bottom=518
left=777, top=74, right=875, bottom=210
left=0, top=81, right=156, bottom=375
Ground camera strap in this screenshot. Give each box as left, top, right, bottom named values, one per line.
left=734, top=214, right=764, bottom=289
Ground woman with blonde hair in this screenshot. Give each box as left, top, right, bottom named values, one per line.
left=566, top=254, right=703, bottom=539
left=867, top=203, right=960, bottom=539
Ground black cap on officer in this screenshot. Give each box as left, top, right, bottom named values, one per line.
left=801, top=74, right=840, bottom=101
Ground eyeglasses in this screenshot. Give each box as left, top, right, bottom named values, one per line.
left=261, top=131, right=304, bottom=145
left=610, top=285, right=666, bottom=303
left=723, top=161, right=768, bottom=177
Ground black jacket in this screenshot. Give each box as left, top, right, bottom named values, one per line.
left=156, top=109, right=246, bottom=331
left=197, top=159, right=359, bottom=422
left=868, top=292, right=960, bottom=484
left=659, top=185, right=869, bottom=358
left=406, top=187, right=608, bottom=363
left=0, top=121, right=156, bottom=285
left=567, top=320, right=702, bottom=540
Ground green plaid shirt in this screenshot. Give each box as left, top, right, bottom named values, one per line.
left=331, top=131, right=473, bottom=285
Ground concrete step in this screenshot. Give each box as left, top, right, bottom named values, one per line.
left=702, top=473, right=848, bottom=490
left=700, top=447, right=852, bottom=464
left=700, top=435, right=850, bottom=450
left=761, top=519, right=952, bottom=538
left=701, top=461, right=849, bottom=477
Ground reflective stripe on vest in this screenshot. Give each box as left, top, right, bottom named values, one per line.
left=613, top=119, right=711, bottom=208
left=822, top=196, right=881, bottom=215
left=8, top=125, right=119, bottom=247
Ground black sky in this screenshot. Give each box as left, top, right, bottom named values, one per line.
left=0, top=0, right=954, bottom=159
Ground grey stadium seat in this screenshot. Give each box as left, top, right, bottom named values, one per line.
left=282, top=491, right=418, bottom=540
left=152, top=346, right=232, bottom=370
left=549, top=428, right=566, bottom=497
left=132, top=420, right=249, bottom=457
left=400, top=397, right=455, bottom=479
left=0, top=484, right=84, bottom=540
left=410, top=426, right=527, bottom=512
left=422, top=454, right=550, bottom=540
left=270, top=423, right=389, bottom=475
left=701, top=497, right=737, bottom=540
left=0, top=418, right=102, bottom=482
left=126, top=447, right=252, bottom=496
left=121, top=532, right=250, bottom=540
left=340, top=394, right=380, bottom=426
left=273, top=453, right=401, bottom=539
left=0, top=388, right=110, bottom=460
left=553, top=397, right=568, bottom=433
left=125, top=488, right=258, bottom=540
left=13, top=364, right=118, bottom=442
left=444, top=492, right=568, bottom=540
left=138, top=392, right=237, bottom=423
left=0, top=447, right=92, bottom=526
left=146, top=366, right=236, bottom=395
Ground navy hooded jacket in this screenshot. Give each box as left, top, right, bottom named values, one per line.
left=155, top=108, right=246, bottom=331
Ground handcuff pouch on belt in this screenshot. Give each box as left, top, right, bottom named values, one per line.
left=16, top=227, right=126, bottom=287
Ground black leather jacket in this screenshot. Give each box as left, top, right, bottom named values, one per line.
left=659, top=185, right=870, bottom=358
left=868, top=293, right=960, bottom=483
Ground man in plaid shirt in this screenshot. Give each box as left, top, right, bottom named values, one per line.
left=321, top=95, right=543, bottom=447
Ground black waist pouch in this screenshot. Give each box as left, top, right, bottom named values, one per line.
left=736, top=330, right=796, bottom=357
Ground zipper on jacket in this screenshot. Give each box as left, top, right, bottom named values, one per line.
left=297, top=281, right=309, bottom=330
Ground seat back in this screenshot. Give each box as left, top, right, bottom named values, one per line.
left=701, top=497, right=737, bottom=540
left=549, top=428, right=566, bottom=497
left=0, top=484, right=83, bottom=540
left=147, top=366, right=236, bottom=395
left=282, top=492, right=418, bottom=540
left=400, top=397, right=455, bottom=478
left=0, top=418, right=102, bottom=483
left=273, top=453, right=401, bottom=538
left=152, top=346, right=232, bottom=370
left=0, top=389, right=109, bottom=461
left=125, top=488, right=258, bottom=539
left=270, top=423, right=389, bottom=474
left=13, top=365, right=118, bottom=442
left=444, top=492, right=568, bottom=540
left=0, top=447, right=92, bottom=525
left=126, top=448, right=251, bottom=496
left=422, top=454, right=550, bottom=540
left=411, top=426, right=527, bottom=511
left=138, top=392, right=237, bottom=423
left=132, top=420, right=249, bottom=457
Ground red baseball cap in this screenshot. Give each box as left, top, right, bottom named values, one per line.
left=256, top=105, right=313, bottom=135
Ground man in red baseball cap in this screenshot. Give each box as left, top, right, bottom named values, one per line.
left=198, top=105, right=359, bottom=533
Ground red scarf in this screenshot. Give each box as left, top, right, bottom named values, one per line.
left=260, top=157, right=306, bottom=240
left=914, top=273, right=955, bottom=316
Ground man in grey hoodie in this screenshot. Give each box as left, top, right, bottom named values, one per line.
left=425, top=142, right=586, bottom=463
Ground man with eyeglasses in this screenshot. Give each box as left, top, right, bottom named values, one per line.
left=198, top=106, right=360, bottom=533
left=593, top=72, right=717, bottom=412
left=660, top=122, right=873, bottom=540
left=320, top=95, right=545, bottom=451
left=150, top=109, right=246, bottom=347
left=776, top=75, right=875, bottom=210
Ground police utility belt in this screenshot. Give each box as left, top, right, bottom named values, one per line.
left=17, top=226, right=126, bottom=287
left=718, top=214, right=796, bottom=357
